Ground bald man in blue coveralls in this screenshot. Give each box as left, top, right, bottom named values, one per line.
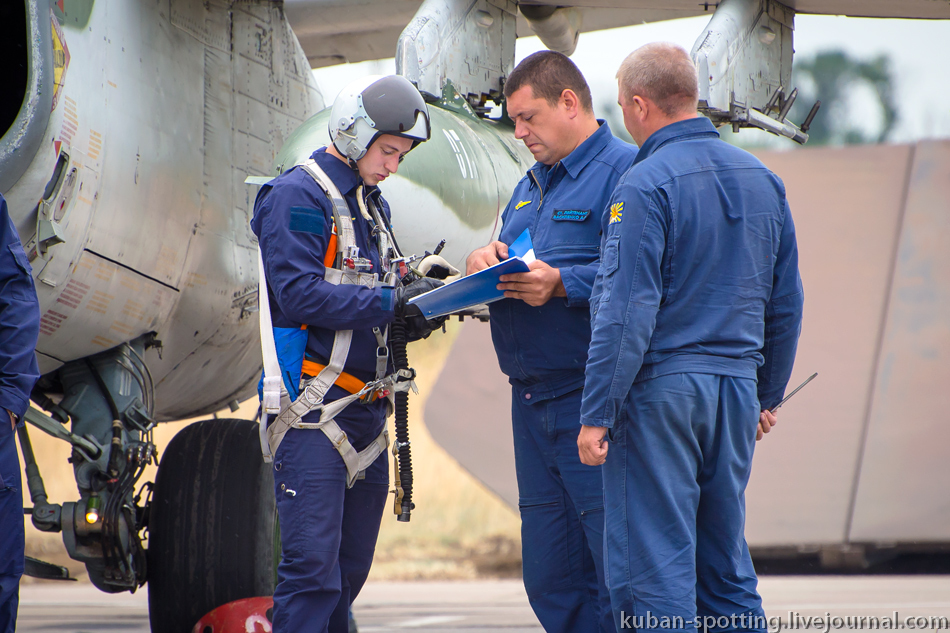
left=578, top=43, right=803, bottom=632
left=0, top=192, right=41, bottom=633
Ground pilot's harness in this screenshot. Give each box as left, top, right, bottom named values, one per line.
left=257, top=159, right=414, bottom=489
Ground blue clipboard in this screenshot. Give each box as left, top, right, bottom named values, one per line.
left=408, top=229, right=534, bottom=319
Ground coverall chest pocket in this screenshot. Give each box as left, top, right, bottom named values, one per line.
left=538, top=210, right=601, bottom=268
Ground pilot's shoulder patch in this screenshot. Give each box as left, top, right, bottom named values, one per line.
left=609, top=202, right=624, bottom=224
left=289, top=206, right=325, bottom=236
left=514, top=200, right=532, bottom=210
left=552, top=209, right=591, bottom=222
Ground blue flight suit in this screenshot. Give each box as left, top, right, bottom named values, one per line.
left=490, top=121, right=636, bottom=633
left=251, top=149, right=396, bottom=633
left=580, top=117, right=804, bottom=632
left=0, top=192, right=41, bottom=633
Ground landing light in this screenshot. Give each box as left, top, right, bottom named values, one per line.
left=85, top=495, right=101, bottom=524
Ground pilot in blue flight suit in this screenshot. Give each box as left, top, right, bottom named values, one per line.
left=578, top=44, right=804, bottom=632
left=0, top=191, right=41, bottom=633
left=467, top=51, right=637, bottom=633
left=251, top=76, right=444, bottom=633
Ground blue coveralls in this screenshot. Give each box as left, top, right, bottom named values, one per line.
left=490, top=121, right=636, bottom=633
left=580, top=118, right=804, bottom=632
left=0, top=192, right=41, bottom=633
left=251, top=150, right=397, bottom=633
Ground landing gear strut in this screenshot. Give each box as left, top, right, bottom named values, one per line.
left=24, top=337, right=157, bottom=593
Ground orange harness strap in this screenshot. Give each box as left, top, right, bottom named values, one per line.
left=301, top=359, right=366, bottom=395
left=324, top=231, right=337, bottom=268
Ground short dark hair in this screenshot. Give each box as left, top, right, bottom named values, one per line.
left=504, top=50, right=593, bottom=113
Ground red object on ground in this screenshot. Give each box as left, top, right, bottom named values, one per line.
left=191, top=597, right=274, bottom=633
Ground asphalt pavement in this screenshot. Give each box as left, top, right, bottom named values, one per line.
left=16, top=576, right=950, bottom=632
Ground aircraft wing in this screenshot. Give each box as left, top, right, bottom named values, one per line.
left=286, top=0, right=950, bottom=68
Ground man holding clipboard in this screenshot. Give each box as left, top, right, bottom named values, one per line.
left=466, top=52, right=636, bottom=633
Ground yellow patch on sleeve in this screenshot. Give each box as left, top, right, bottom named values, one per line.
left=609, top=202, right=624, bottom=224
left=515, top=200, right=532, bottom=210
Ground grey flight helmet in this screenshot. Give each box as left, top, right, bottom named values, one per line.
left=329, top=75, right=431, bottom=162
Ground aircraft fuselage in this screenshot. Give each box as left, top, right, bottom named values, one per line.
left=3, top=0, right=323, bottom=419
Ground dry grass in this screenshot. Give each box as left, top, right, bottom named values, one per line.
left=370, top=321, right=522, bottom=580
left=21, top=319, right=522, bottom=584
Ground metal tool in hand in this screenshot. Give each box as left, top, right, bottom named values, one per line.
left=770, top=372, right=818, bottom=413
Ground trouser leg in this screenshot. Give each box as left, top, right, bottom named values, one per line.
left=0, top=421, right=24, bottom=633
left=272, top=425, right=386, bottom=633
left=604, top=374, right=766, bottom=633
left=552, top=390, right=615, bottom=633
left=512, top=388, right=607, bottom=633
left=694, top=377, right=764, bottom=633
left=0, top=573, right=18, bottom=633
left=603, top=374, right=711, bottom=632
left=328, top=453, right=388, bottom=632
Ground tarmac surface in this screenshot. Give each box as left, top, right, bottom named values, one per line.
left=16, top=576, right=950, bottom=632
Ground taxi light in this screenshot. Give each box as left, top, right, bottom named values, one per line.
left=85, top=495, right=101, bottom=524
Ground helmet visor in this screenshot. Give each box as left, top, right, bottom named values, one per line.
left=361, top=76, right=431, bottom=142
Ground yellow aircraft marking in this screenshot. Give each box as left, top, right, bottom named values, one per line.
left=91, top=335, right=117, bottom=348
left=184, top=272, right=208, bottom=288
left=87, top=291, right=114, bottom=315
left=110, top=321, right=135, bottom=336
left=155, top=245, right=179, bottom=279
left=119, top=276, right=144, bottom=292
left=121, top=298, right=147, bottom=322
left=51, top=16, right=70, bottom=109
left=88, top=130, right=102, bottom=160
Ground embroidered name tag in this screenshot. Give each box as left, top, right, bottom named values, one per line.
left=552, top=209, right=591, bottom=222
left=289, top=206, right=325, bottom=235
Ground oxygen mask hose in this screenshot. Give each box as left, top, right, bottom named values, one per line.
left=389, top=319, right=414, bottom=522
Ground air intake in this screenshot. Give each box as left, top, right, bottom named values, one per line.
left=0, top=0, right=53, bottom=193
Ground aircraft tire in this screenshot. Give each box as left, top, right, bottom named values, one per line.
left=147, top=418, right=276, bottom=633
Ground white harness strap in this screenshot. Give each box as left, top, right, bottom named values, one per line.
left=258, top=245, right=284, bottom=462
left=258, top=159, right=390, bottom=487
left=295, top=160, right=356, bottom=403
left=301, top=160, right=357, bottom=269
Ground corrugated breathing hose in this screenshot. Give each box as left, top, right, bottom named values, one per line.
left=389, top=319, right=414, bottom=522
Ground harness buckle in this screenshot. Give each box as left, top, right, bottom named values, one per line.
left=358, top=388, right=390, bottom=404
left=391, top=368, right=419, bottom=395
left=375, top=346, right=389, bottom=379
left=331, top=430, right=348, bottom=450
left=262, top=376, right=282, bottom=414
left=343, top=257, right=373, bottom=272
